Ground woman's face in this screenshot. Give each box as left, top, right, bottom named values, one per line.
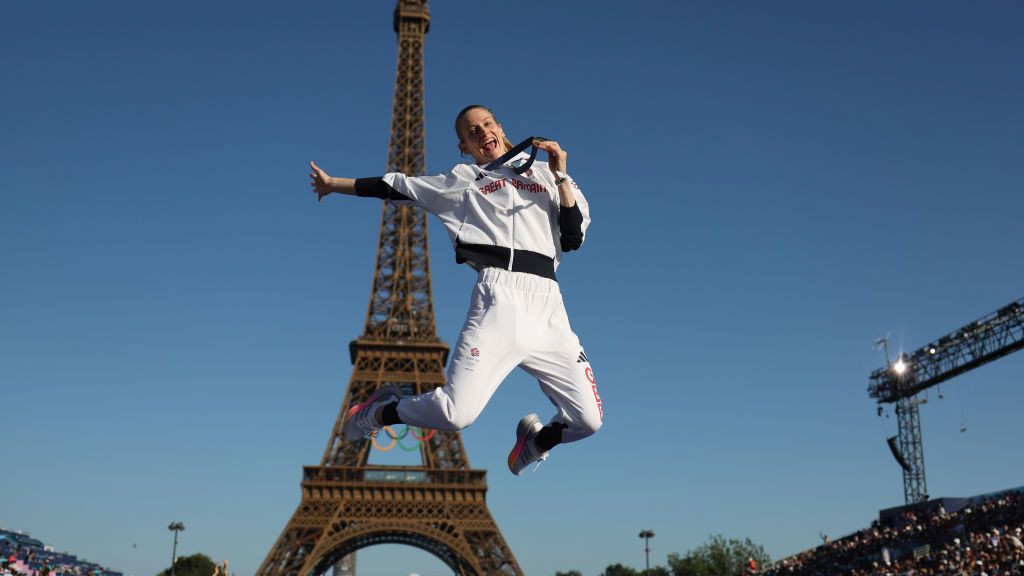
left=457, top=107, right=507, bottom=164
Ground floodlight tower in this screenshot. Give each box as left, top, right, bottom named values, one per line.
left=638, top=530, right=654, bottom=576
left=868, top=297, right=1024, bottom=505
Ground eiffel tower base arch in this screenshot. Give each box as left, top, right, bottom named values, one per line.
left=258, top=465, right=521, bottom=576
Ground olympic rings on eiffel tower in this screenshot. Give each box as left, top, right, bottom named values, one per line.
left=371, top=425, right=437, bottom=452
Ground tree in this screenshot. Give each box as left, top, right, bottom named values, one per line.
left=594, top=561, right=672, bottom=576
left=555, top=571, right=583, bottom=576
left=600, top=563, right=640, bottom=576
left=666, top=535, right=770, bottom=576
left=157, top=553, right=217, bottom=576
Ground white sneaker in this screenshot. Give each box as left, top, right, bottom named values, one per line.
left=343, top=385, right=403, bottom=442
left=507, top=413, right=549, bottom=475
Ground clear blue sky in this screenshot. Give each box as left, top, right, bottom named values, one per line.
left=2, top=1, right=1023, bottom=575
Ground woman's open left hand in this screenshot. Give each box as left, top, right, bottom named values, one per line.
left=534, top=139, right=567, bottom=176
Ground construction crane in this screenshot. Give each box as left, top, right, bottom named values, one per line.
left=868, top=297, right=1024, bottom=504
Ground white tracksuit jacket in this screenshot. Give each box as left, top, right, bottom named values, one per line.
left=357, top=151, right=604, bottom=446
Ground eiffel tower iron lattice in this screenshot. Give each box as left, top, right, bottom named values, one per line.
left=257, top=2, right=523, bottom=575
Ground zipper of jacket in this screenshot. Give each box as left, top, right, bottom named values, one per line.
left=507, top=175, right=516, bottom=271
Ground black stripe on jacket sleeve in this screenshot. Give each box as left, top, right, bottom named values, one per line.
left=354, top=177, right=410, bottom=201
left=558, top=203, right=584, bottom=252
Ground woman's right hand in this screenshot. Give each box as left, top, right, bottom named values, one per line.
left=309, top=161, right=334, bottom=202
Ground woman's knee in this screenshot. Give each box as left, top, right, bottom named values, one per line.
left=573, top=411, right=603, bottom=439
left=445, top=411, right=479, bottom=430
left=436, top=403, right=481, bottom=430
left=430, top=388, right=482, bottom=430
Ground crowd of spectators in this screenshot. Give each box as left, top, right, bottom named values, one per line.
left=765, top=489, right=1024, bottom=576
left=1, top=529, right=119, bottom=576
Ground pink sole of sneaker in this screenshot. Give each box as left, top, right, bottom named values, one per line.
left=346, top=388, right=385, bottom=420
left=507, top=435, right=528, bottom=474
left=344, top=387, right=398, bottom=441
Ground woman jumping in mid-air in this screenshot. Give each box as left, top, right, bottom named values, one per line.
left=310, top=104, right=603, bottom=475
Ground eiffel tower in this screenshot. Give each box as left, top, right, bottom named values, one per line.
left=257, top=2, right=523, bottom=575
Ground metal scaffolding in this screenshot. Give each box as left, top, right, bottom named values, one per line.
left=868, top=297, right=1024, bottom=504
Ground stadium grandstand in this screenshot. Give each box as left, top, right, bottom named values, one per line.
left=765, top=486, right=1024, bottom=576
left=1, top=528, right=121, bottom=576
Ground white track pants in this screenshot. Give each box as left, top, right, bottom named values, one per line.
left=396, top=267, right=603, bottom=445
